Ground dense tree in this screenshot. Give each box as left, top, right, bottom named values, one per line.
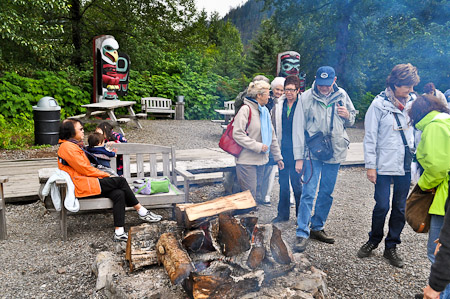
left=245, top=19, right=286, bottom=76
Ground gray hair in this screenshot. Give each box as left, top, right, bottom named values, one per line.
left=252, top=75, right=270, bottom=83
left=271, top=77, right=285, bottom=89
left=247, top=80, right=271, bottom=98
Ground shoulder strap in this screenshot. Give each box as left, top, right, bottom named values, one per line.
left=329, top=103, right=335, bottom=133
left=230, top=104, right=251, bottom=130
left=393, top=112, right=409, bottom=148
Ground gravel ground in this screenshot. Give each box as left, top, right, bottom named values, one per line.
left=0, top=120, right=430, bottom=298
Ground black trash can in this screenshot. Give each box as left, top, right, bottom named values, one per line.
left=33, top=97, right=61, bottom=145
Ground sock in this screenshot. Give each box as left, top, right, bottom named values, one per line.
left=138, top=206, right=148, bottom=217
left=115, top=227, right=124, bottom=236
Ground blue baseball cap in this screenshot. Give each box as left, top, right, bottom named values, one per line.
left=315, top=66, right=335, bottom=86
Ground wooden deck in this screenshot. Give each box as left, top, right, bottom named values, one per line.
left=0, top=143, right=364, bottom=202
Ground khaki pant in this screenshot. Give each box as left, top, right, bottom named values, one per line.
left=235, top=164, right=265, bottom=203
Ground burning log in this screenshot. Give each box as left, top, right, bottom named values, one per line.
left=183, top=261, right=264, bottom=299
left=218, top=213, right=250, bottom=257
left=125, top=221, right=181, bottom=272
left=175, top=190, right=256, bottom=229
left=156, top=232, right=194, bottom=285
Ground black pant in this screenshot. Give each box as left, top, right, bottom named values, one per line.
left=99, top=177, right=139, bottom=227
left=278, top=150, right=302, bottom=219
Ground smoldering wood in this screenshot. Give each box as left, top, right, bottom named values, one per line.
left=125, top=221, right=181, bottom=272
left=156, top=232, right=194, bottom=285
left=183, top=261, right=264, bottom=299
left=218, top=213, right=250, bottom=257
left=175, top=190, right=256, bottom=229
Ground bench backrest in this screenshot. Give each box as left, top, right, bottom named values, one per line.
left=141, top=97, right=173, bottom=110
left=224, top=100, right=235, bottom=110
left=109, top=143, right=177, bottom=184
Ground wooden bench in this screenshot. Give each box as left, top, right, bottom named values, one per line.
left=0, top=176, right=8, bottom=240
left=224, top=100, right=235, bottom=111
left=38, top=143, right=194, bottom=241
left=141, top=97, right=175, bottom=118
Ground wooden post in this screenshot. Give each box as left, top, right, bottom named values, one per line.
left=0, top=176, right=9, bottom=240
left=175, top=102, right=184, bottom=120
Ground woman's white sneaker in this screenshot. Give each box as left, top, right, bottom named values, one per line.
left=139, top=211, right=162, bottom=223
left=113, top=232, right=128, bottom=242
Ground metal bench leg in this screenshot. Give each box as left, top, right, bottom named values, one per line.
left=60, top=186, right=68, bottom=241
left=0, top=183, right=7, bottom=240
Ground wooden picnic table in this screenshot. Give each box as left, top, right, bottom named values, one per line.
left=81, top=100, right=143, bottom=135
left=214, top=109, right=235, bottom=126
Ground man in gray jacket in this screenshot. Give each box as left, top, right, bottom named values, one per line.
left=292, top=66, right=356, bottom=252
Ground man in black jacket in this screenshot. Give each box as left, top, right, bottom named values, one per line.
left=423, top=201, right=450, bottom=298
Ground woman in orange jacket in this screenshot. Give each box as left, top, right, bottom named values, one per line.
left=58, top=119, right=162, bottom=242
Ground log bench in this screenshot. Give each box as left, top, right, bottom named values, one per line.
left=141, top=97, right=175, bottom=118
left=0, top=176, right=8, bottom=240
left=38, top=143, right=194, bottom=241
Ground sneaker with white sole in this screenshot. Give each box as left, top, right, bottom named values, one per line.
left=139, top=211, right=162, bottom=223
left=113, top=232, right=128, bottom=242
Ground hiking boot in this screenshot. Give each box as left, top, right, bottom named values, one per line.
left=139, top=211, right=162, bottom=223
left=357, top=241, right=378, bottom=258
left=383, top=247, right=404, bottom=268
left=293, top=237, right=308, bottom=253
left=272, top=216, right=289, bottom=223
left=310, top=230, right=335, bottom=244
left=113, top=232, right=128, bottom=242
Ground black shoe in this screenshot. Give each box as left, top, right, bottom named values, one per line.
left=293, top=237, right=308, bottom=253
left=357, top=241, right=378, bottom=258
left=383, top=247, right=404, bottom=268
left=310, top=230, right=335, bottom=244
left=272, top=216, right=289, bottom=223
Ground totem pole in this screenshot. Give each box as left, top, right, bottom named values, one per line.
left=276, top=51, right=306, bottom=92
left=93, top=35, right=130, bottom=103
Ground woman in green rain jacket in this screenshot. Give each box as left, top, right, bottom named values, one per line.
left=409, top=94, right=450, bottom=299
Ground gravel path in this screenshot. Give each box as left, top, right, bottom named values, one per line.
left=0, top=120, right=430, bottom=298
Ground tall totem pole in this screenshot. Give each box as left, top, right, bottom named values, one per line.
left=93, top=35, right=131, bottom=103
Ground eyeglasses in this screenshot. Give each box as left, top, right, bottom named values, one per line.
left=284, top=88, right=297, bottom=93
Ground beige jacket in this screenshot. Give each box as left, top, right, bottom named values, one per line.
left=232, top=98, right=282, bottom=165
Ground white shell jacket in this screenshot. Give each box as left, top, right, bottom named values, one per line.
left=363, top=90, right=414, bottom=175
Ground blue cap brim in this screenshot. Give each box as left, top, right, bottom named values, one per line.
left=315, top=78, right=334, bottom=86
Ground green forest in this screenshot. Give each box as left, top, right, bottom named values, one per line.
left=1, top=0, right=449, bottom=149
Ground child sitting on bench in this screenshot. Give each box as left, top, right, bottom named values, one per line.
left=87, top=132, right=118, bottom=176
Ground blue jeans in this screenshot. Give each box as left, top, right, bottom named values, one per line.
left=296, top=160, right=340, bottom=238
left=368, top=173, right=410, bottom=248
left=427, top=214, right=450, bottom=298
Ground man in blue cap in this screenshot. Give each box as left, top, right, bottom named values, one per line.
left=292, top=66, right=356, bottom=252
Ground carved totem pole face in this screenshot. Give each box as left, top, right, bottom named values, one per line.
left=93, top=35, right=131, bottom=103
left=277, top=51, right=300, bottom=77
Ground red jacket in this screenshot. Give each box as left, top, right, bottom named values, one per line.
left=57, top=140, right=110, bottom=198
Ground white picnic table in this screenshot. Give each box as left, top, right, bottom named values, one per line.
left=214, top=109, right=235, bottom=126
left=81, top=100, right=143, bottom=135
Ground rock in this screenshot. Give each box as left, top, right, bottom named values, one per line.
left=91, top=251, right=125, bottom=291
left=56, top=268, right=66, bottom=274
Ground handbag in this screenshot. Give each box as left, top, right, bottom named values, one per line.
left=393, top=112, right=414, bottom=172
left=405, top=184, right=434, bottom=233
left=219, top=105, right=252, bottom=157
left=305, top=103, right=335, bottom=161
left=133, top=177, right=170, bottom=195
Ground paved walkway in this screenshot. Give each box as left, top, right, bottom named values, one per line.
left=0, top=143, right=364, bottom=202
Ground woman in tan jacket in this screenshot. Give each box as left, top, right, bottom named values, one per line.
left=233, top=80, right=284, bottom=204
left=57, top=119, right=162, bottom=242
